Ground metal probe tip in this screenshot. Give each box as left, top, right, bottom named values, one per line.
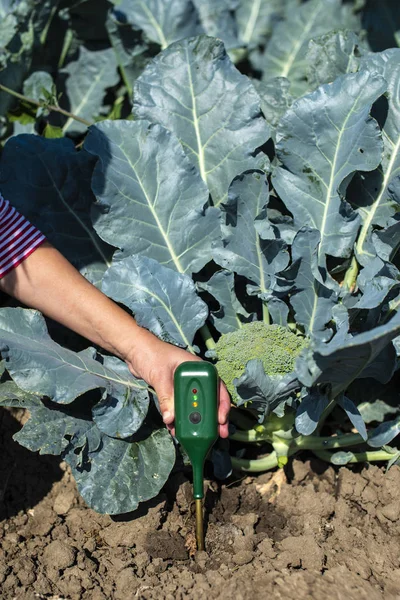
left=195, top=498, right=204, bottom=551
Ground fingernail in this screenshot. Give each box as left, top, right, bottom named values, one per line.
left=162, top=411, right=172, bottom=423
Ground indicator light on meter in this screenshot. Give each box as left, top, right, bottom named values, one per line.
left=192, top=388, right=197, bottom=394
left=193, top=401, right=198, bottom=407
left=193, top=394, right=198, bottom=401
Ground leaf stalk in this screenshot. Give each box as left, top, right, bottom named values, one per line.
left=0, top=83, right=92, bottom=128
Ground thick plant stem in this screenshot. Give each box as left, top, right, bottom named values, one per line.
left=313, top=449, right=398, bottom=464
left=231, top=451, right=279, bottom=472
left=0, top=83, right=92, bottom=127
left=230, top=430, right=365, bottom=450
left=262, top=302, right=270, bottom=325
left=231, top=429, right=270, bottom=443
left=342, top=255, right=359, bottom=293
left=294, top=432, right=364, bottom=450
left=199, top=324, right=216, bottom=351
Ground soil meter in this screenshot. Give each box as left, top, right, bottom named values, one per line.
left=174, top=362, right=219, bottom=551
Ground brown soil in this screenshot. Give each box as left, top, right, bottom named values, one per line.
left=1, top=407, right=400, bottom=600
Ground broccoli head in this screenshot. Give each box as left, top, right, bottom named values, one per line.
left=215, top=321, right=307, bottom=403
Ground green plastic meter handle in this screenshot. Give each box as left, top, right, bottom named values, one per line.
left=174, top=362, right=219, bottom=499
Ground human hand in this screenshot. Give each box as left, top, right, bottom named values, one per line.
left=125, top=328, right=230, bottom=438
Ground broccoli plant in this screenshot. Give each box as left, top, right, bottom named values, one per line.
left=0, top=1, right=400, bottom=515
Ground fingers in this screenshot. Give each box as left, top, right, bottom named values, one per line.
left=218, top=380, right=231, bottom=427
left=155, top=382, right=175, bottom=425
left=219, top=422, right=229, bottom=438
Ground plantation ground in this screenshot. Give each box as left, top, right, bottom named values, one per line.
left=1, top=407, right=400, bottom=600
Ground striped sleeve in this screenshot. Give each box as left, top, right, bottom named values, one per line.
left=0, top=193, right=46, bottom=279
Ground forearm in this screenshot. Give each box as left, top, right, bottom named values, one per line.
left=0, top=241, right=230, bottom=435
left=0, top=242, right=149, bottom=361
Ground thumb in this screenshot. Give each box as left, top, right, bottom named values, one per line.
left=155, top=382, right=175, bottom=426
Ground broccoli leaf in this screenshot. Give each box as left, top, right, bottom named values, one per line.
left=368, top=417, right=400, bottom=448
left=307, top=30, right=364, bottom=91
left=106, top=11, right=150, bottom=97
left=23, top=71, right=54, bottom=103
left=84, top=120, right=220, bottom=276
left=60, top=46, right=119, bottom=134
left=258, top=0, right=353, bottom=96
left=273, top=70, right=386, bottom=265
left=192, top=0, right=239, bottom=50
left=0, top=380, right=42, bottom=408
left=296, top=309, right=400, bottom=399
left=358, top=399, right=400, bottom=424
left=329, top=451, right=356, bottom=465
left=253, top=78, right=293, bottom=137
left=236, top=0, right=283, bottom=48
left=295, top=386, right=330, bottom=435
left=91, top=356, right=149, bottom=439
left=234, top=359, right=280, bottom=419
left=133, top=35, right=270, bottom=207
left=350, top=50, right=400, bottom=267
left=111, top=0, right=201, bottom=49
left=0, top=135, right=113, bottom=287
left=197, top=270, right=253, bottom=334
left=373, top=221, right=400, bottom=263
left=276, top=227, right=337, bottom=341
left=102, top=255, right=208, bottom=348
left=213, top=171, right=288, bottom=299
left=338, top=395, right=367, bottom=441
left=0, top=308, right=149, bottom=437
left=13, top=401, right=175, bottom=513
left=70, top=425, right=175, bottom=514
left=353, top=258, right=400, bottom=310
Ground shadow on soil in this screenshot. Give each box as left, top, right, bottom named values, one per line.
left=0, top=408, right=64, bottom=520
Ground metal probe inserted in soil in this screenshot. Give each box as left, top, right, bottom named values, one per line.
left=174, top=362, right=219, bottom=552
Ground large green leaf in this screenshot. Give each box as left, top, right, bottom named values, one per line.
left=350, top=50, right=400, bottom=266
left=13, top=401, right=95, bottom=457
left=133, top=35, right=270, bottom=207
left=259, top=0, right=353, bottom=96
left=236, top=0, right=283, bottom=48
left=60, top=46, right=119, bottom=134
left=13, top=401, right=175, bottom=514
left=106, top=10, right=150, bottom=97
left=71, top=426, right=175, bottom=514
left=213, top=171, right=288, bottom=301
left=307, top=30, right=364, bottom=91
left=277, top=227, right=337, bottom=341
left=296, top=309, right=400, bottom=399
left=84, top=119, right=220, bottom=275
left=0, top=308, right=149, bottom=437
left=112, top=0, right=201, bottom=49
left=23, top=70, right=54, bottom=103
left=253, top=78, right=292, bottom=138
left=192, top=0, right=238, bottom=50
left=272, top=70, right=386, bottom=265
left=197, top=270, right=253, bottom=334
left=0, top=380, right=42, bottom=408
left=91, top=356, right=149, bottom=439
left=102, top=255, right=208, bottom=349
left=0, top=135, right=113, bottom=287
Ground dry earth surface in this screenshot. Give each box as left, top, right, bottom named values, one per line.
left=1, top=407, right=400, bottom=600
